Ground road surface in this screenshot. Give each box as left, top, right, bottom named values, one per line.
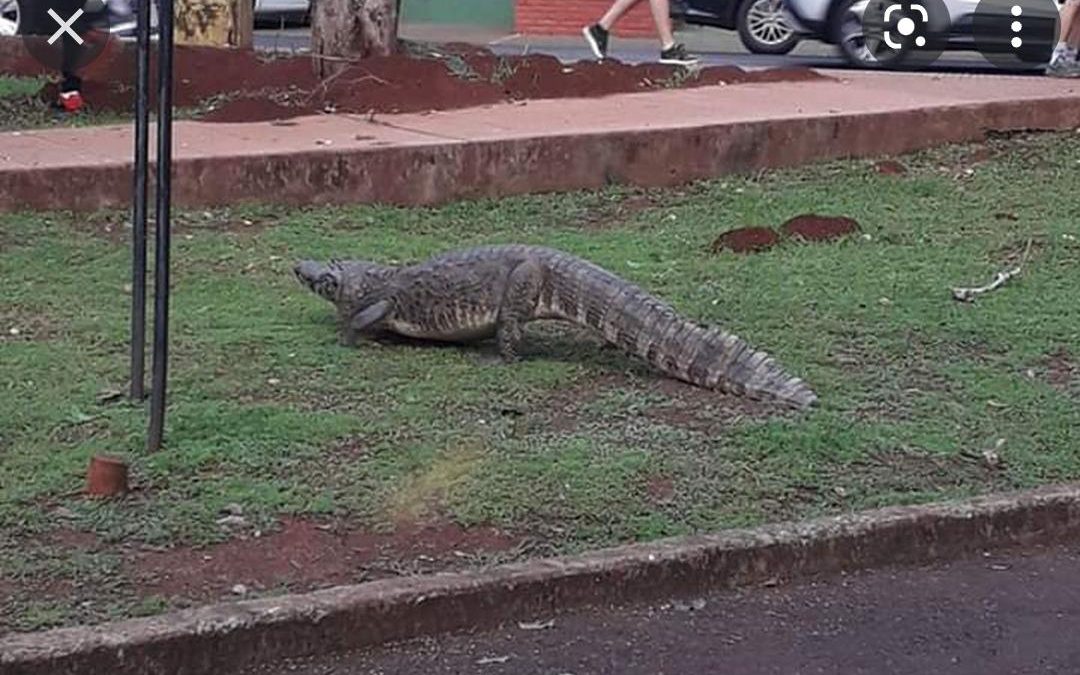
left=242, top=543, right=1080, bottom=674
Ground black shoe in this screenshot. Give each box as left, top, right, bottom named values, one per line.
left=582, top=23, right=609, bottom=60
left=659, top=43, right=699, bottom=66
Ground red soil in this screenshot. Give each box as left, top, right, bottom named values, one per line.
left=874, top=159, right=907, bottom=175
left=780, top=214, right=860, bottom=242
left=128, top=517, right=519, bottom=600
left=711, top=226, right=781, bottom=254
left=0, top=37, right=830, bottom=124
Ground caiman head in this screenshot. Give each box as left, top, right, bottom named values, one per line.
left=293, top=260, right=345, bottom=303
left=293, top=259, right=397, bottom=306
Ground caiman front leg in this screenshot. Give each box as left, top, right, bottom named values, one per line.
left=495, top=261, right=542, bottom=362
left=340, top=299, right=392, bottom=347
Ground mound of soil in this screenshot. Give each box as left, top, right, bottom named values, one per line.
left=780, top=214, right=860, bottom=242
left=0, top=37, right=830, bottom=124
left=711, top=226, right=781, bottom=254
left=874, top=159, right=907, bottom=175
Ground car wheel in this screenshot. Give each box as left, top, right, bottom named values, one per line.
left=0, top=0, right=23, bottom=36
left=737, top=0, right=800, bottom=54
left=829, top=0, right=909, bottom=68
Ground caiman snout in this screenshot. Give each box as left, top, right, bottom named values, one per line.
left=293, top=260, right=340, bottom=301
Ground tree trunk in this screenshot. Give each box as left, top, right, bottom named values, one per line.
left=311, top=0, right=400, bottom=79
left=174, top=0, right=254, bottom=48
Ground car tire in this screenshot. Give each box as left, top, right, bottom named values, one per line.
left=736, top=0, right=800, bottom=54
left=828, top=0, right=909, bottom=69
left=0, top=0, right=24, bottom=36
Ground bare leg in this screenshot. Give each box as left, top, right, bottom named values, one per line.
left=495, top=262, right=542, bottom=362
left=599, top=0, right=676, bottom=48
left=646, top=0, right=677, bottom=49
left=1048, top=0, right=1080, bottom=75
left=598, top=0, right=643, bottom=30
left=1066, top=0, right=1080, bottom=47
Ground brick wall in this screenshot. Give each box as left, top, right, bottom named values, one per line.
left=515, top=0, right=658, bottom=37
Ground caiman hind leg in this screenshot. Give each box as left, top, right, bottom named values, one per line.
left=495, top=261, right=543, bottom=362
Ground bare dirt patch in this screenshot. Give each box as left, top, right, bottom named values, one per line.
left=645, top=475, right=676, bottom=505
left=0, top=309, right=61, bottom=342
left=543, top=371, right=787, bottom=436
left=710, top=226, right=781, bottom=254
left=128, top=516, right=520, bottom=601
left=780, top=214, right=861, bottom=242
left=874, top=159, right=908, bottom=175
left=1038, top=348, right=1078, bottom=394
left=0, top=38, right=830, bottom=125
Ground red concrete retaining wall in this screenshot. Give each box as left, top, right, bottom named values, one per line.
left=3, top=96, right=1080, bottom=214
left=515, top=0, right=658, bottom=37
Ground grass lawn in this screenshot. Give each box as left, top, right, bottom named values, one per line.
left=1, top=132, right=1078, bottom=633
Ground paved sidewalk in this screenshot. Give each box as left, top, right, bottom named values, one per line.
left=1, top=70, right=1078, bottom=211
left=242, top=543, right=1080, bottom=675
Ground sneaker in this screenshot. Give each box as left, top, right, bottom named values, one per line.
left=1045, top=55, right=1080, bottom=78
left=659, top=42, right=699, bottom=66
left=582, top=23, right=609, bottom=60
left=57, top=90, right=85, bottom=113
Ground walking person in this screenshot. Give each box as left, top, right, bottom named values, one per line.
left=583, top=0, right=699, bottom=66
left=1046, top=0, right=1080, bottom=76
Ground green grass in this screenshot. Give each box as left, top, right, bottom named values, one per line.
left=1, top=132, right=1079, bottom=632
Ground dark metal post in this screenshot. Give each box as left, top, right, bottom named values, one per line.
left=147, top=0, right=174, bottom=452
left=129, top=0, right=151, bottom=402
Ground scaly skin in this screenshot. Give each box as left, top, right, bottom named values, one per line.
left=294, top=244, right=818, bottom=409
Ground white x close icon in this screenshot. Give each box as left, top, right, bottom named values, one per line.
left=47, top=7, right=84, bottom=45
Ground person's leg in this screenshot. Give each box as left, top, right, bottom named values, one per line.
left=598, top=0, right=643, bottom=29
left=1067, top=0, right=1080, bottom=44
left=647, top=0, right=699, bottom=64
left=1047, top=0, right=1080, bottom=76
left=583, top=0, right=641, bottom=59
left=585, top=0, right=698, bottom=64
left=645, top=0, right=677, bottom=48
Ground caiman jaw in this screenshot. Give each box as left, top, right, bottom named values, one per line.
left=293, top=261, right=340, bottom=302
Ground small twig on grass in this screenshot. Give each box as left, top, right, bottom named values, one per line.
left=950, top=238, right=1032, bottom=302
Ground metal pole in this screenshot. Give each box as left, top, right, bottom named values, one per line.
left=129, top=0, right=151, bottom=402
left=147, top=0, right=173, bottom=452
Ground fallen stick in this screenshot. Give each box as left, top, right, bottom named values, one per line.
left=950, top=239, right=1032, bottom=302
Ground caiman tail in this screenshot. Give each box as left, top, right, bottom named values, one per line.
left=541, top=249, right=818, bottom=409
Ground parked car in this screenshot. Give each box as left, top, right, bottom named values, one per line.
left=781, top=0, right=1060, bottom=68
left=253, top=0, right=310, bottom=25
left=673, top=0, right=801, bottom=54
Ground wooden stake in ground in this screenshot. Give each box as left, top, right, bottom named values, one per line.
left=174, top=0, right=253, bottom=48
left=311, top=0, right=401, bottom=79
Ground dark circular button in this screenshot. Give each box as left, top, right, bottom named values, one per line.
left=849, top=0, right=950, bottom=69
left=973, top=0, right=1060, bottom=69
left=21, top=0, right=112, bottom=72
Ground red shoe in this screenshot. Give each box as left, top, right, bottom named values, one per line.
left=58, top=90, right=85, bottom=113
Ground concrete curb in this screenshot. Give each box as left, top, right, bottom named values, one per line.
left=2, top=483, right=1079, bottom=675
left=3, top=94, right=1080, bottom=213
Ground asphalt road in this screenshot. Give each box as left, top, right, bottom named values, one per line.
left=242, top=543, right=1080, bottom=675
left=251, top=25, right=1044, bottom=75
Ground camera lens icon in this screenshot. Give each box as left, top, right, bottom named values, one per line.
left=885, top=3, right=928, bottom=48
left=855, top=0, right=947, bottom=67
